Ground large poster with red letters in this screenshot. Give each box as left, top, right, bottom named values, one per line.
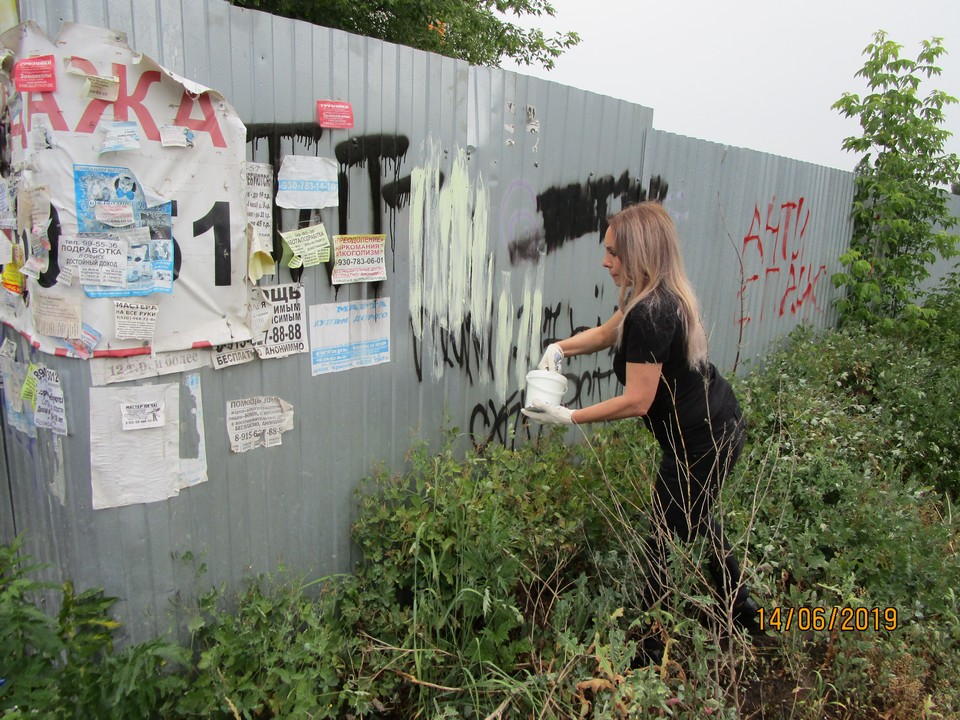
left=0, top=21, right=250, bottom=356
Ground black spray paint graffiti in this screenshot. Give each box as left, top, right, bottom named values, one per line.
left=469, top=390, right=528, bottom=449
left=509, top=173, right=669, bottom=264
left=335, top=134, right=411, bottom=270
left=245, top=128, right=414, bottom=282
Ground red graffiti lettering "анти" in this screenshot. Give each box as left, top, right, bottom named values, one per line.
left=737, top=196, right=826, bottom=326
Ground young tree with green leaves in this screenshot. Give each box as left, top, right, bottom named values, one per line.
left=832, top=31, right=960, bottom=328
left=229, top=0, right=580, bottom=69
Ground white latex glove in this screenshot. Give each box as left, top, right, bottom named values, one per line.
left=537, top=343, right=564, bottom=373
left=521, top=398, right=575, bottom=425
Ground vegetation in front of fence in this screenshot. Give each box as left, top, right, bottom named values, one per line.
left=4, top=276, right=960, bottom=718
left=832, top=31, right=960, bottom=330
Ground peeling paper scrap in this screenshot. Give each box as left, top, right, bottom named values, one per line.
left=90, top=383, right=180, bottom=509
left=65, top=59, right=120, bottom=100
left=31, top=292, right=82, bottom=339
left=0, top=356, right=25, bottom=414
left=243, top=162, right=274, bottom=278
left=211, top=340, right=257, bottom=370
left=35, top=374, right=67, bottom=436
left=55, top=323, right=101, bottom=359
left=179, top=373, right=207, bottom=488
left=89, top=348, right=210, bottom=386
left=279, top=223, right=330, bottom=267
left=247, top=224, right=274, bottom=282
left=225, top=396, right=294, bottom=453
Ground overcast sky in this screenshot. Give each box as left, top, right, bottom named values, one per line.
left=499, top=0, right=960, bottom=172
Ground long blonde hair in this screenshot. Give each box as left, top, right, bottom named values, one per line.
left=608, top=202, right=708, bottom=370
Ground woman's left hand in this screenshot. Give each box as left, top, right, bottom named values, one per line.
left=521, top=399, right=575, bottom=425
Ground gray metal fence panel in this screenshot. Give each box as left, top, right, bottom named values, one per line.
left=9, top=0, right=855, bottom=645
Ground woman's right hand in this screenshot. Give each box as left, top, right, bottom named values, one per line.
left=537, top=343, right=564, bottom=373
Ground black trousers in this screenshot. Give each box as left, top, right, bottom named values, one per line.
left=644, top=413, right=748, bottom=609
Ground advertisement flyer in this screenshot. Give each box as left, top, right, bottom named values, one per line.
left=225, top=396, right=294, bottom=453
left=275, top=155, right=338, bottom=209
left=331, top=234, right=387, bottom=284
left=309, top=298, right=390, bottom=375
left=253, top=283, right=308, bottom=359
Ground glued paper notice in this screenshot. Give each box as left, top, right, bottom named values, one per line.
left=59, top=235, right=128, bottom=286
left=253, top=283, right=307, bottom=359
left=315, top=100, right=354, bottom=129
left=226, top=396, right=294, bottom=453
left=332, top=234, right=387, bottom=284
left=276, top=155, right=338, bottom=209
left=31, top=292, right=82, bottom=339
left=212, top=340, right=257, bottom=370
left=279, top=223, right=330, bottom=267
left=100, top=121, right=140, bottom=154
left=35, top=374, right=67, bottom=436
left=309, top=298, right=391, bottom=375
left=14, top=55, right=56, bottom=92
left=243, top=161, right=273, bottom=243
left=114, top=300, right=159, bottom=340
left=159, top=124, right=195, bottom=147
left=90, top=384, right=180, bottom=509
left=120, top=400, right=165, bottom=430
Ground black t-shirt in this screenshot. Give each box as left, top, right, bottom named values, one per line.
left=612, top=292, right=739, bottom=452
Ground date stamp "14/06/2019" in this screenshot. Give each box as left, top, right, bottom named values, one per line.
left=757, top=606, right=898, bottom=633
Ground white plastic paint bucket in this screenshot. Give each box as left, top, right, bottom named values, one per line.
left=525, top=370, right=568, bottom=407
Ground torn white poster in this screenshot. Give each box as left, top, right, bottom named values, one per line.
left=253, top=283, right=307, bottom=359
left=332, top=234, right=387, bottom=284
left=0, top=22, right=250, bottom=356
left=89, top=348, right=210, bottom=385
left=90, top=383, right=180, bottom=509
left=120, top=399, right=164, bottom=430
left=279, top=223, right=330, bottom=267
left=179, top=372, right=207, bottom=488
left=309, top=298, right=391, bottom=375
left=225, top=395, right=294, bottom=453
left=275, top=155, right=338, bottom=209
left=114, top=300, right=159, bottom=340
left=211, top=340, right=257, bottom=370
left=31, top=292, right=82, bottom=339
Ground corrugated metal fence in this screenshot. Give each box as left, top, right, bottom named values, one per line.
left=4, top=0, right=855, bottom=644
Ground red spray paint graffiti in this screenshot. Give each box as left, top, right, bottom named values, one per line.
left=737, top=196, right=827, bottom=326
